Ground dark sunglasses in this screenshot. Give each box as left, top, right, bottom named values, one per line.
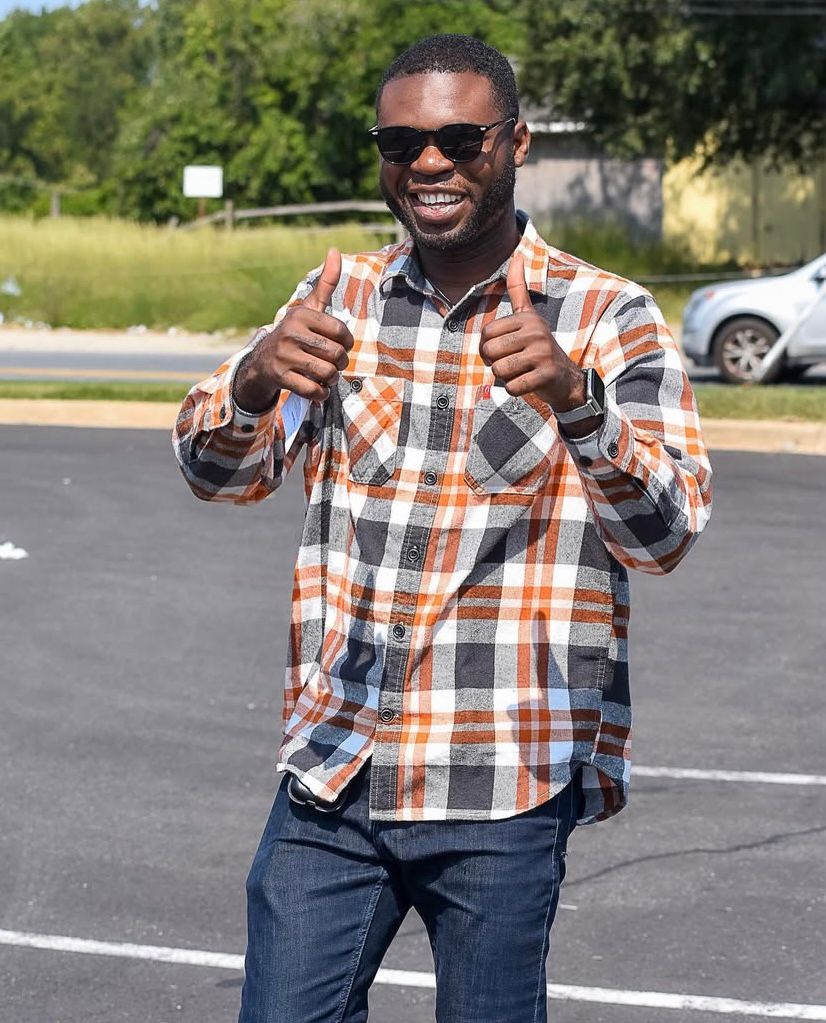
left=368, top=118, right=515, bottom=165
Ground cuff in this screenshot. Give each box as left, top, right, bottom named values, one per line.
left=560, top=394, right=635, bottom=476
left=227, top=349, right=280, bottom=426
left=230, top=401, right=278, bottom=435
left=190, top=349, right=279, bottom=444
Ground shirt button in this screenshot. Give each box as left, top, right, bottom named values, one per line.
left=407, top=546, right=420, bottom=562
left=436, top=394, right=449, bottom=410
left=392, top=623, right=406, bottom=640
left=424, top=470, right=437, bottom=486
left=579, top=455, right=593, bottom=467
left=240, top=423, right=255, bottom=434
left=219, top=404, right=226, bottom=419
left=607, top=442, right=620, bottom=459
left=446, top=319, right=460, bottom=332
left=350, top=378, right=363, bottom=392
left=379, top=708, right=395, bottom=723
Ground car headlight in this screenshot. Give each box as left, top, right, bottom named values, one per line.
left=683, top=289, right=716, bottom=324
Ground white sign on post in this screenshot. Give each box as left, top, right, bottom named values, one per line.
left=182, top=165, right=223, bottom=198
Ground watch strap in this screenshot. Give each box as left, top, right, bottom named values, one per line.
left=554, top=368, right=606, bottom=425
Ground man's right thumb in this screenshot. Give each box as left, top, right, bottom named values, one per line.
left=305, top=248, right=342, bottom=311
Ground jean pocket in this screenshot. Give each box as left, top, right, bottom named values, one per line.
left=339, top=373, right=406, bottom=486
left=464, top=386, right=558, bottom=496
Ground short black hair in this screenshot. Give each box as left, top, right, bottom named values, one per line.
left=376, top=34, right=519, bottom=121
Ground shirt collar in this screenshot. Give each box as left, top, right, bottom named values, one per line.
left=379, top=236, right=424, bottom=295
left=379, top=211, right=551, bottom=299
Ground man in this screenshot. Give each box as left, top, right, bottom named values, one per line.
left=173, top=34, right=712, bottom=1023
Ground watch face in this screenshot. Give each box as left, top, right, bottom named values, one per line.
left=588, top=369, right=605, bottom=411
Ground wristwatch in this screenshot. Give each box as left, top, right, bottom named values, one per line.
left=554, top=368, right=606, bottom=425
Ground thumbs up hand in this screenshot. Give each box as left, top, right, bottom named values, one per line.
left=233, top=248, right=354, bottom=412
left=303, top=246, right=345, bottom=316
left=479, top=252, right=587, bottom=418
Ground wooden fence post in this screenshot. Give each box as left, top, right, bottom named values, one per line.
left=178, top=200, right=398, bottom=237
left=50, top=191, right=61, bottom=218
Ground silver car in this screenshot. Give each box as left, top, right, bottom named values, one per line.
left=681, top=253, right=826, bottom=383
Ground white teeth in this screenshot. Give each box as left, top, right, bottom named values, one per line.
left=415, top=192, right=462, bottom=206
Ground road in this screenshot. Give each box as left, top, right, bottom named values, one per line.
left=0, top=328, right=237, bottom=385
left=1, top=428, right=825, bottom=1023
left=0, top=347, right=228, bottom=383
left=1, top=327, right=825, bottom=384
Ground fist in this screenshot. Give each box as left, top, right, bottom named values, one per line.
left=234, top=248, right=354, bottom=410
left=479, top=253, right=584, bottom=412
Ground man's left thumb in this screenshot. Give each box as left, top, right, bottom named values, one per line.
left=507, top=253, right=532, bottom=313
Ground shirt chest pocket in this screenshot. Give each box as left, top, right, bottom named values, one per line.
left=464, top=387, right=559, bottom=496
left=339, top=373, right=407, bottom=486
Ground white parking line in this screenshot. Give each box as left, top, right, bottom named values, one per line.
left=0, top=929, right=241, bottom=969
left=2, top=929, right=825, bottom=1020
left=546, top=983, right=826, bottom=1019
left=635, top=766, right=826, bottom=786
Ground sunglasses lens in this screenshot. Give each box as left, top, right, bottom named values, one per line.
left=438, top=124, right=485, bottom=162
left=376, top=127, right=423, bottom=165
left=373, top=123, right=491, bottom=164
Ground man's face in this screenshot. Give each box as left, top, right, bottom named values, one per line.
left=376, top=71, right=530, bottom=253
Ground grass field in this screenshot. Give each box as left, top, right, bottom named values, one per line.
left=0, top=215, right=705, bottom=333
left=692, top=383, right=826, bottom=421
left=0, top=381, right=190, bottom=403
left=0, top=216, right=393, bottom=333
left=1, top=380, right=823, bottom=421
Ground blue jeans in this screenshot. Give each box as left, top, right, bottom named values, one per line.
left=239, top=765, right=580, bottom=1023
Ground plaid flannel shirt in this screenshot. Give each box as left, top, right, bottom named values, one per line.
left=173, top=216, right=712, bottom=824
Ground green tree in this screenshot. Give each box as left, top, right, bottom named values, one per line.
left=517, top=0, right=826, bottom=167
left=1, top=0, right=522, bottom=219
left=112, top=0, right=520, bottom=220
left=0, top=0, right=154, bottom=209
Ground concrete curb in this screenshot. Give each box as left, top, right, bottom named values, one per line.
left=0, top=399, right=180, bottom=431
left=700, top=418, right=826, bottom=456
left=1, top=400, right=825, bottom=455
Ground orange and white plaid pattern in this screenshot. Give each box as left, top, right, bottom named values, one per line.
left=173, top=216, right=712, bottom=824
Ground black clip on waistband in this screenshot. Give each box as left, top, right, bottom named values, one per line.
left=287, top=773, right=347, bottom=813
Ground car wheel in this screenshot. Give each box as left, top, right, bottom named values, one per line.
left=712, top=317, right=781, bottom=384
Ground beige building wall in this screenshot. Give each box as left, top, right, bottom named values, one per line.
left=663, top=156, right=826, bottom=266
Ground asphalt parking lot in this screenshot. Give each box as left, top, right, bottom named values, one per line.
left=1, top=426, right=825, bottom=1023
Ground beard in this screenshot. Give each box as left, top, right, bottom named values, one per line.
left=380, top=155, right=517, bottom=253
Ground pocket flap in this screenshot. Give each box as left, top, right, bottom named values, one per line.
left=465, top=390, right=558, bottom=496
left=339, top=373, right=406, bottom=486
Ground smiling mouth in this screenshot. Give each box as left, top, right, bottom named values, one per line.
left=407, top=190, right=468, bottom=225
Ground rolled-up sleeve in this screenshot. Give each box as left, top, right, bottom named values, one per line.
left=562, top=289, right=712, bottom=575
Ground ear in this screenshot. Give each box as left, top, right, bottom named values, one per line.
left=513, top=121, right=530, bottom=168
